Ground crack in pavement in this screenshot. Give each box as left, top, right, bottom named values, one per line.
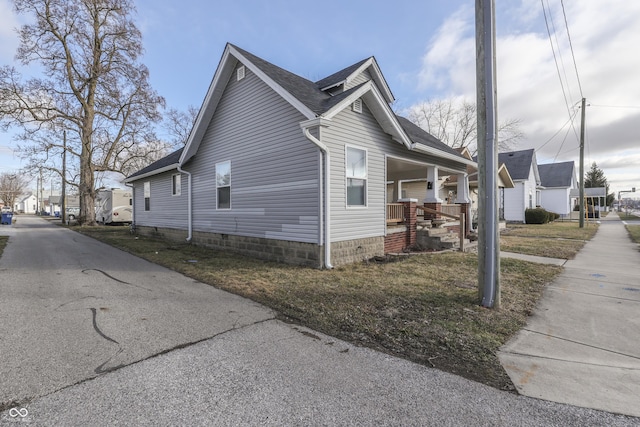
left=520, top=328, right=640, bottom=361
left=89, top=308, right=119, bottom=344
left=2, top=316, right=277, bottom=412
left=82, top=269, right=153, bottom=292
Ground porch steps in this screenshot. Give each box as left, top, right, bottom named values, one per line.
left=416, top=221, right=477, bottom=252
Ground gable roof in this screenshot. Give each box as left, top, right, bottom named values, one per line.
left=125, top=147, right=184, bottom=182
left=127, top=44, right=475, bottom=180
left=498, top=149, right=537, bottom=181
left=538, top=161, right=576, bottom=188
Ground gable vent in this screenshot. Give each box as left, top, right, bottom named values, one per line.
left=237, top=65, right=245, bottom=81
left=352, top=98, right=363, bottom=113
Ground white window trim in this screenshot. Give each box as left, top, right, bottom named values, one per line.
left=237, top=65, right=245, bottom=81
left=143, top=181, right=151, bottom=211
left=345, top=144, right=368, bottom=208
left=216, top=160, right=232, bottom=210
left=172, top=173, right=181, bottom=196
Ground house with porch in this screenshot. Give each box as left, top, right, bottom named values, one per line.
left=125, top=43, right=475, bottom=267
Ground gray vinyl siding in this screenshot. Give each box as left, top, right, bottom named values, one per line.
left=345, top=70, right=371, bottom=90
left=323, top=102, right=466, bottom=243
left=132, top=170, right=188, bottom=229
left=185, top=65, right=320, bottom=243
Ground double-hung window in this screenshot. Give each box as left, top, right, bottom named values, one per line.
left=216, top=161, right=231, bottom=209
left=346, top=146, right=367, bottom=207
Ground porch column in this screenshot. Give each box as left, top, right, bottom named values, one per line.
left=455, top=173, right=472, bottom=236
left=424, top=165, right=442, bottom=220
left=400, top=198, right=417, bottom=249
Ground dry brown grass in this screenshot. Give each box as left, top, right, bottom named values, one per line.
left=501, top=221, right=598, bottom=259
left=626, top=225, right=640, bottom=245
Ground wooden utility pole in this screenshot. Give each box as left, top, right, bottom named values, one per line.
left=579, top=97, right=586, bottom=228
left=476, top=0, right=500, bottom=308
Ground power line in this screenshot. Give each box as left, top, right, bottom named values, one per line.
left=535, top=108, right=579, bottom=152
left=589, top=103, right=640, bottom=110
left=560, top=0, right=584, bottom=98
left=541, top=0, right=580, bottom=142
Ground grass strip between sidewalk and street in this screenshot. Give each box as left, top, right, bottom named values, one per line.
left=501, top=221, right=598, bottom=259
left=74, top=225, right=566, bottom=391
left=626, top=225, right=640, bottom=245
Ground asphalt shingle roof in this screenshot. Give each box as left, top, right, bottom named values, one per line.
left=498, top=149, right=535, bottom=181
left=127, top=147, right=183, bottom=180
left=395, top=116, right=465, bottom=158
left=315, top=58, right=370, bottom=89
left=538, top=161, right=575, bottom=188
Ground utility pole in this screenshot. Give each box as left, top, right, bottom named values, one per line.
left=476, top=0, right=500, bottom=308
left=579, top=97, right=586, bottom=228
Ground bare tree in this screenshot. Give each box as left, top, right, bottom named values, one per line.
left=0, top=173, right=29, bottom=211
left=163, top=105, right=199, bottom=148
left=407, top=98, right=524, bottom=156
left=0, top=0, right=164, bottom=224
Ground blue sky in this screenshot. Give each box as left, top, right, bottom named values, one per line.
left=1, top=0, right=639, bottom=196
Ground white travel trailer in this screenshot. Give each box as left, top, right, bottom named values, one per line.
left=96, top=189, right=133, bottom=224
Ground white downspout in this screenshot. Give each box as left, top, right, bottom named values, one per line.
left=177, top=165, right=193, bottom=242
left=301, top=123, right=333, bottom=269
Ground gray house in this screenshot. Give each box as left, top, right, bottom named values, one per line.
left=125, top=43, right=474, bottom=267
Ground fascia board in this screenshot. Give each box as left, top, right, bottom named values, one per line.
left=124, top=164, right=179, bottom=183
left=413, top=143, right=477, bottom=167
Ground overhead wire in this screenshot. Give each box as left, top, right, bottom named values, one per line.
left=535, top=107, right=578, bottom=153
left=541, top=0, right=579, bottom=140
left=560, top=0, right=584, bottom=98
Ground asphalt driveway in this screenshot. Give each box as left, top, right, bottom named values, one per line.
left=0, top=215, right=274, bottom=408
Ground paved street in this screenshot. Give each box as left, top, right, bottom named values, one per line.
left=1, top=216, right=638, bottom=425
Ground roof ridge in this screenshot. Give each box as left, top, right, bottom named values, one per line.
left=315, top=57, right=371, bottom=89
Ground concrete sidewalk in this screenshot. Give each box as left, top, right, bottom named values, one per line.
left=499, top=212, right=640, bottom=417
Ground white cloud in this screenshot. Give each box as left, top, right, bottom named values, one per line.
left=0, top=0, right=19, bottom=62
left=412, top=0, right=640, bottom=195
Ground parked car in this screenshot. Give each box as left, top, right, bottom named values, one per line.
left=66, top=207, right=80, bottom=220
left=1, top=206, right=12, bottom=213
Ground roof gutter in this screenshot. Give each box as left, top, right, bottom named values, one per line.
left=300, top=118, right=333, bottom=269
left=177, top=165, right=193, bottom=242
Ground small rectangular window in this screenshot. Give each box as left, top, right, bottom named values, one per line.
left=144, top=181, right=151, bottom=211
left=237, top=65, right=245, bottom=81
left=216, top=161, right=231, bottom=209
left=172, top=174, right=181, bottom=196
left=346, top=146, right=367, bottom=207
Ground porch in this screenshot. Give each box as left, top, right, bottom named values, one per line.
left=384, top=200, right=472, bottom=254
left=385, top=155, right=472, bottom=253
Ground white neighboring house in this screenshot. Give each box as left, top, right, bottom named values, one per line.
left=15, top=193, right=38, bottom=214
left=499, top=149, right=541, bottom=223
left=538, top=161, right=578, bottom=218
